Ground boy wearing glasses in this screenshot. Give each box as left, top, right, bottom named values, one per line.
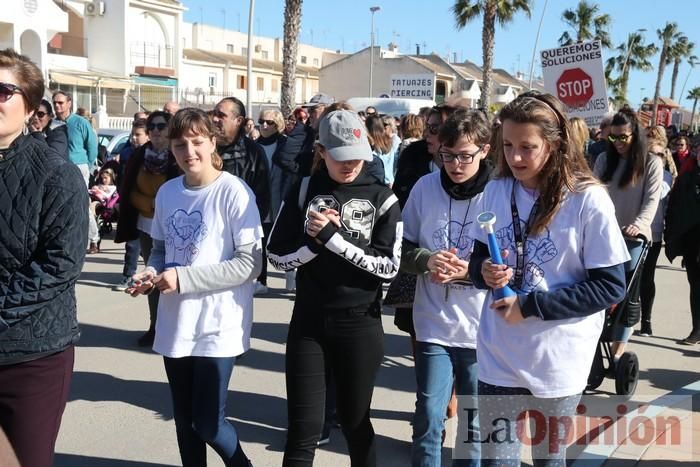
left=400, top=109, right=493, bottom=466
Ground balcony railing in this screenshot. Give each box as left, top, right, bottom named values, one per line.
left=130, top=41, right=173, bottom=69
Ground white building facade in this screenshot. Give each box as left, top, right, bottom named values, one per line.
left=0, top=0, right=337, bottom=122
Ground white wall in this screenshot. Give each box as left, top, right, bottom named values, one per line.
left=125, top=5, right=180, bottom=72
left=320, top=48, right=436, bottom=100
left=85, top=0, right=127, bottom=75
left=185, top=22, right=334, bottom=67
left=0, top=0, right=69, bottom=77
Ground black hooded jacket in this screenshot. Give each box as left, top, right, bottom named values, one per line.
left=267, top=167, right=402, bottom=310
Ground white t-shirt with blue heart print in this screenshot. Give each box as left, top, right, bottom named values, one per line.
left=150, top=172, right=263, bottom=358
left=473, top=178, right=629, bottom=398
left=402, top=171, right=487, bottom=348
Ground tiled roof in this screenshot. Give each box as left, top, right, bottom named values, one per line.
left=406, top=54, right=455, bottom=76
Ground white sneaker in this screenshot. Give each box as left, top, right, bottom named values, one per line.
left=285, top=270, right=296, bottom=292
left=254, top=281, right=268, bottom=295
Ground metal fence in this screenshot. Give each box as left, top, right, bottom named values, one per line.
left=125, top=84, right=175, bottom=114
left=129, top=42, right=174, bottom=69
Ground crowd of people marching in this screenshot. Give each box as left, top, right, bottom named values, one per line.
left=1, top=47, right=700, bottom=467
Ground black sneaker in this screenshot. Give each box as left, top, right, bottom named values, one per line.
left=679, top=334, right=700, bottom=345
left=137, top=329, right=155, bottom=347
left=636, top=323, right=652, bottom=337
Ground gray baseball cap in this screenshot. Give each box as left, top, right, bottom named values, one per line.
left=318, top=110, right=373, bottom=162
left=301, top=92, right=335, bottom=108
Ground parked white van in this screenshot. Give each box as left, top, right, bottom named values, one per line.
left=345, top=97, right=435, bottom=117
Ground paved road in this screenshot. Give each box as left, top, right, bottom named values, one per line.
left=54, top=238, right=700, bottom=466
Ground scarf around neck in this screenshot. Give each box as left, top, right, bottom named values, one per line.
left=143, top=146, right=170, bottom=174
left=439, top=159, right=493, bottom=200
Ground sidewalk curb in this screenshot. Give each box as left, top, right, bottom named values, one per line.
left=571, top=379, right=700, bottom=466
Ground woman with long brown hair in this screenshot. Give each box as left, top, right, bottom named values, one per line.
left=469, top=92, right=629, bottom=465
left=365, top=114, right=395, bottom=186
left=593, top=107, right=663, bottom=356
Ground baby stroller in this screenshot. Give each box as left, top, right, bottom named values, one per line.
left=96, top=191, right=120, bottom=235
left=587, top=236, right=650, bottom=398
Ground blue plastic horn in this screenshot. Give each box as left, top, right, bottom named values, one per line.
left=477, top=211, right=516, bottom=299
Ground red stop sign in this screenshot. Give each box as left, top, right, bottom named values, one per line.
left=556, top=68, right=593, bottom=107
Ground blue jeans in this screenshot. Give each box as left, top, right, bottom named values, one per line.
left=411, top=342, right=479, bottom=467
left=122, top=238, right=141, bottom=278
left=163, top=356, right=250, bottom=467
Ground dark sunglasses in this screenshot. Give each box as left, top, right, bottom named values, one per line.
left=438, top=145, right=484, bottom=165
left=258, top=119, right=276, bottom=126
left=34, top=111, right=48, bottom=118
left=0, top=82, right=25, bottom=103
left=426, top=123, right=441, bottom=135
left=147, top=122, right=168, bottom=131
left=608, top=134, right=633, bottom=143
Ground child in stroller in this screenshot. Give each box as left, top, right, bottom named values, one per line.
left=89, top=168, right=119, bottom=237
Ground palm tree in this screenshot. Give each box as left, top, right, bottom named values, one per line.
left=687, top=86, right=700, bottom=131
left=280, top=0, right=303, bottom=118
left=605, top=32, right=657, bottom=105
left=667, top=35, right=697, bottom=100
left=452, top=0, right=532, bottom=109
left=652, top=22, right=680, bottom=125
left=558, top=0, right=612, bottom=48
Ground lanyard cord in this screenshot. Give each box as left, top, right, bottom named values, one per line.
left=510, top=181, right=540, bottom=291
left=445, top=196, right=472, bottom=300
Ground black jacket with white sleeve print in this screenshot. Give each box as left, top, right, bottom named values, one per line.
left=267, top=167, right=402, bottom=310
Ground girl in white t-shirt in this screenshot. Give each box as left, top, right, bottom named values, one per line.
left=401, top=109, right=492, bottom=466
left=468, top=92, right=629, bottom=465
left=127, top=108, right=262, bottom=467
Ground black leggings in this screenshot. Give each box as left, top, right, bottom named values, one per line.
left=258, top=222, right=273, bottom=285
left=640, top=241, right=662, bottom=324
left=283, top=305, right=384, bottom=467
left=685, top=255, right=700, bottom=337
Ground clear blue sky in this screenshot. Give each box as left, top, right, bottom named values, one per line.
left=181, top=0, right=700, bottom=109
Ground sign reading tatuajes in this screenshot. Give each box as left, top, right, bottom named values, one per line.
left=389, top=74, right=434, bottom=99
left=540, top=40, right=608, bottom=127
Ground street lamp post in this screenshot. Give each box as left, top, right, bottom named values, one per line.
left=678, top=57, right=699, bottom=106
left=528, top=0, right=548, bottom=90
left=368, top=6, right=380, bottom=97
left=620, top=29, right=647, bottom=79
left=246, top=0, right=255, bottom=114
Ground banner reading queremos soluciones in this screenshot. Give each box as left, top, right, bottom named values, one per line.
left=540, top=40, right=609, bottom=127
left=452, top=394, right=694, bottom=461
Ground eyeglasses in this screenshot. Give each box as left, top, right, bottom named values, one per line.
left=608, top=134, right=633, bottom=143
left=0, top=82, right=25, bottom=103
left=147, top=122, right=168, bottom=131
left=438, top=145, right=484, bottom=165
left=34, top=111, right=47, bottom=118
left=426, top=123, right=441, bottom=135
left=258, top=119, right=276, bottom=126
